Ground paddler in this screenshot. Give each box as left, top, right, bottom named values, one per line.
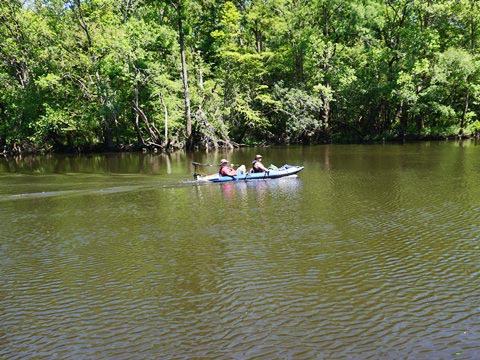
left=251, top=154, right=269, bottom=173
left=219, top=159, right=246, bottom=176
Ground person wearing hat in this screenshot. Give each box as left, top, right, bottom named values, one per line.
left=251, top=154, right=268, bottom=173
left=219, top=159, right=246, bottom=176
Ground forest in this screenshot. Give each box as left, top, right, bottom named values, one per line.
left=1, top=0, right=480, bottom=153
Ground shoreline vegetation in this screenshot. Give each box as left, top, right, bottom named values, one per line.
left=1, top=1, right=480, bottom=156
left=2, top=134, right=480, bottom=157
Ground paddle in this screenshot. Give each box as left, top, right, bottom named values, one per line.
left=192, top=161, right=239, bottom=167
left=192, top=162, right=215, bottom=180
left=192, top=161, right=238, bottom=180
left=192, top=161, right=218, bottom=167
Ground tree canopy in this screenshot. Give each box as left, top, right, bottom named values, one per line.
left=1, top=0, right=480, bottom=152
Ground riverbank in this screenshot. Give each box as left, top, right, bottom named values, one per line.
left=2, top=133, right=479, bottom=157
left=1, top=142, right=167, bottom=157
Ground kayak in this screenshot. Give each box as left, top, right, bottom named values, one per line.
left=196, top=165, right=304, bottom=183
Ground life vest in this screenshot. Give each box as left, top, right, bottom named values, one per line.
left=251, top=160, right=264, bottom=173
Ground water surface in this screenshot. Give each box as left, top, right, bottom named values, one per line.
left=1, top=143, right=480, bottom=358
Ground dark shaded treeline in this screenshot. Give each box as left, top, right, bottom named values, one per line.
left=1, top=0, right=480, bottom=154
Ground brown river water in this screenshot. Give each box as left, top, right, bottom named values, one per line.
left=1, top=142, right=479, bottom=359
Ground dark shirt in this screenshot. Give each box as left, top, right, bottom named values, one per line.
left=252, top=160, right=268, bottom=173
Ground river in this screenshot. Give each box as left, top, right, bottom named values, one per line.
left=1, top=142, right=479, bottom=358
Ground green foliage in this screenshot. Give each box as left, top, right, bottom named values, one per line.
left=465, top=120, right=480, bottom=135
left=1, top=0, right=480, bottom=150
left=31, top=105, right=74, bottom=146
left=266, top=83, right=323, bottom=143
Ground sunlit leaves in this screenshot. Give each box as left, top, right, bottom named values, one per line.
left=2, top=0, right=480, bottom=149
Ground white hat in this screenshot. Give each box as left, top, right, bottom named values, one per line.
left=220, top=159, right=228, bottom=164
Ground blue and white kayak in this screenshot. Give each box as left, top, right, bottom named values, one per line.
left=197, top=165, right=304, bottom=183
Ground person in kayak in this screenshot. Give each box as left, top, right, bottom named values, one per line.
left=219, top=159, right=246, bottom=176
left=251, top=154, right=269, bottom=173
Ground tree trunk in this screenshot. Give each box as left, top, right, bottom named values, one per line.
left=253, top=21, right=263, bottom=53
left=461, top=92, right=469, bottom=131
left=197, top=52, right=204, bottom=92
left=134, top=72, right=144, bottom=144
left=16, top=61, right=29, bottom=89
left=2, top=3, right=30, bottom=89
left=471, top=0, right=476, bottom=52
left=132, top=102, right=161, bottom=144
left=295, top=49, right=304, bottom=83
left=320, top=46, right=331, bottom=131
left=320, top=85, right=330, bottom=130
left=177, top=10, right=192, bottom=148
left=103, top=120, right=114, bottom=148
left=396, top=100, right=406, bottom=136
left=416, top=116, right=424, bottom=133
left=160, top=93, right=168, bottom=140
left=73, top=0, right=113, bottom=148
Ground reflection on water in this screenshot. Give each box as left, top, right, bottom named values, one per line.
left=219, top=177, right=302, bottom=203
left=1, top=143, right=480, bottom=358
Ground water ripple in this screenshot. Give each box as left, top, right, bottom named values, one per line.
left=2, top=146, right=480, bottom=358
